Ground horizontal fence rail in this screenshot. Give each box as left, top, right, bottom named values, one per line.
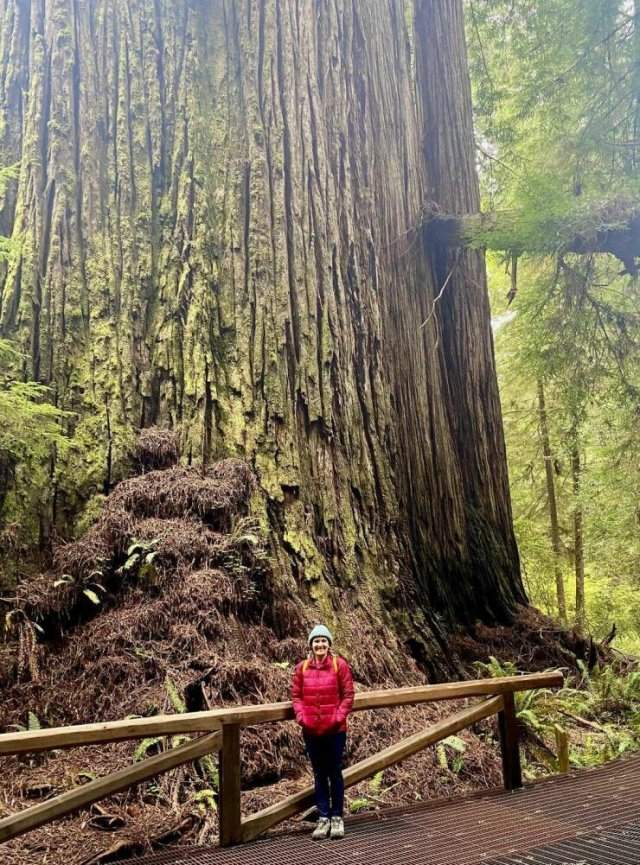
left=0, top=712, right=223, bottom=756
left=0, top=671, right=562, bottom=756
left=0, top=670, right=564, bottom=848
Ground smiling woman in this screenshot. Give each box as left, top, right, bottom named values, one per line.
left=292, top=625, right=355, bottom=840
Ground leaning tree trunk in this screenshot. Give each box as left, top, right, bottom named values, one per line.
left=0, top=0, right=525, bottom=670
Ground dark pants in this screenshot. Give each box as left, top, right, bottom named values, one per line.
left=304, top=731, right=347, bottom=818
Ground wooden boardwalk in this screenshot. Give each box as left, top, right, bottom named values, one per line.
left=121, top=754, right=640, bottom=865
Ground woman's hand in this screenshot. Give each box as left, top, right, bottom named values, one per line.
left=318, top=711, right=339, bottom=735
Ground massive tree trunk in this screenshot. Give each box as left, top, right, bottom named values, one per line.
left=0, top=0, right=525, bottom=667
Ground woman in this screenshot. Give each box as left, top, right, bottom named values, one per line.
left=291, top=624, right=355, bottom=840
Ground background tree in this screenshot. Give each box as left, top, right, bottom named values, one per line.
left=467, top=0, right=640, bottom=644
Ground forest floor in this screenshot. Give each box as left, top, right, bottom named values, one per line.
left=1, top=431, right=636, bottom=865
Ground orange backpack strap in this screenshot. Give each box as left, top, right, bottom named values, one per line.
left=302, top=657, right=338, bottom=673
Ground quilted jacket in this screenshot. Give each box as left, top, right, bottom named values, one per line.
left=291, top=653, right=355, bottom=736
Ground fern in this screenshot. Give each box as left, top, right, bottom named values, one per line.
left=474, top=656, right=518, bottom=679
left=82, top=588, right=102, bottom=606
left=441, top=735, right=466, bottom=753
left=199, top=754, right=219, bottom=790
left=369, top=770, right=384, bottom=795
left=193, top=789, right=217, bottom=814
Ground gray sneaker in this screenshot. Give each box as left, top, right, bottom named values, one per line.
left=330, top=816, right=345, bottom=839
left=312, top=817, right=331, bottom=840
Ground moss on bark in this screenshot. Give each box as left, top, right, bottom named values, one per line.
left=0, top=0, right=526, bottom=670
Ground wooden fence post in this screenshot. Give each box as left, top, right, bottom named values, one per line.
left=498, top=692, right=522, bottom=790
left=555, top=726, right=570, bottom=773
left=219, top=723, right=242, bottom=846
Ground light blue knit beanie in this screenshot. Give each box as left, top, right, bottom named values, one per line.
left=308, top=624, right=333, bottom=646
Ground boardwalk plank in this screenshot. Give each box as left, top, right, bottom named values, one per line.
left=115, top=755, right=640, bottom=865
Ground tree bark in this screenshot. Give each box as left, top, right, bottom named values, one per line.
left=0, top=0, right=526, bottom=666
left=413, top=0, right=525, bottom=621
left=537, top=379, right=566, bottom=624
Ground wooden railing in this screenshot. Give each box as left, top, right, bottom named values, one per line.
left=0, top=671, right=563, bottom=847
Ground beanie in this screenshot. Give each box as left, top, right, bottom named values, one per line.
left=308, top=624, right=333, bottom=646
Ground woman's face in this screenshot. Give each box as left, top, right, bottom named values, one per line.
left=311, top=636, right=330, bottom=659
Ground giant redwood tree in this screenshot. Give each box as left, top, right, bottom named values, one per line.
left=0, top=0, right=526, bottom=666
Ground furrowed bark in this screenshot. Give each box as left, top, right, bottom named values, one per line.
left=0, top=0, right=526, bottom=668
left=413, top=0, right=525, bottom=623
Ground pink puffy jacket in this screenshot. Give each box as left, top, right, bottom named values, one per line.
left=291, top=653, right=355, bottom=736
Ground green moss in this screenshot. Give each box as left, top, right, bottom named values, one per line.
left=283, top=499, right=324, bottom=583
left=74, top=493, right=107, bottom=538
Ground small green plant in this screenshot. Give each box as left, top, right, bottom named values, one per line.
left=117, top=538, right=159, bottom=584
left=436, top=734, right=467, bottom=773
left=199, top=754, right=219, bottom=790
left=4, top=609, right=42, bottom=636
left=9, top=711, right=42, bottom=733
left=53, top=569, right=106, bottom=606
left=349, top=797, right=370, bottom=814
left=473, top=656, right=518, bottom=679
left=369, top=771, right=384, bottom=795
left=475, top=656, right=562, bottom=738
left=165, top=676, right=187, bottom=714
left=193, top=789, right=217, bottom=815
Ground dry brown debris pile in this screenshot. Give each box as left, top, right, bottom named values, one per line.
left=10, top=458, right=257, bottom=632
left=133, top=428, right=181, bottom=473
left=108, top=461, right=256, bottom=526
left=450, top=605, right=603, bottom=673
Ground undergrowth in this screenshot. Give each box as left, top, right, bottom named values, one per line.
left=475, top=656, right=640, bottom=779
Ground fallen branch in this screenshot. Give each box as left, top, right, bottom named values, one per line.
left=556, top=707, right=609, bottom=733
left=79, top=816, right=196, bottom=865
